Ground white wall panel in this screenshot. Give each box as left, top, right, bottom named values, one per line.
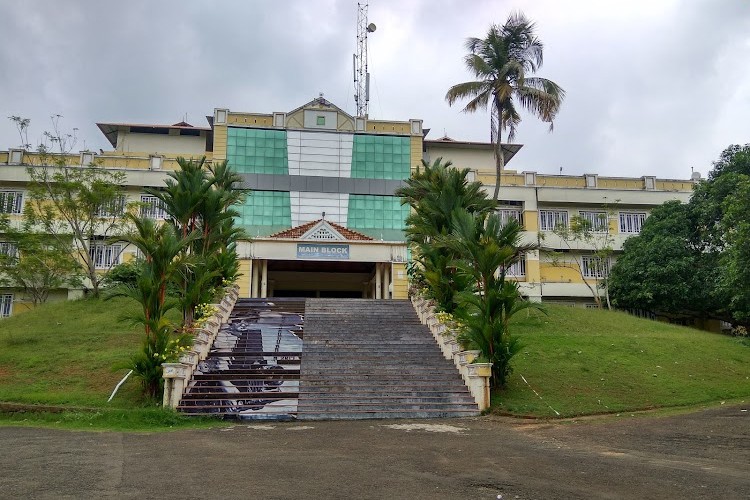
left=287, top=131, right=353, bottom=178
left=290, top=191, right=349, bottom=227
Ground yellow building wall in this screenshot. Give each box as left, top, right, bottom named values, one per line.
left=524, top=210, right=539, bottom=231
left=410, top=136, right=423, bottom=171
left=526, top=258, right=541, bottom=283
left=237, top=259, right=251, bottom=298
left=391, top=262, right=408, bottom=299
left=213, top=125, right=227, bottom=162
left=540, top=262, right=585, bottom=283
left=367, top=121, right=411, bottom=134
left=227, top=113, right=274, bottom=127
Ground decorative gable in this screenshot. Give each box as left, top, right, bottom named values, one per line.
left=301, top=220, right=345, bottom=241
left=268, top=219, right=374, bottom=241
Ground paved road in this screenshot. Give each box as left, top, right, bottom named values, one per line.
left=1, top=404, right=748, bottom=499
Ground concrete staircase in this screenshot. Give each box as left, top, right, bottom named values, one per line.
left=177, top=298, right=479, bottom=420
left=297, top=299, right=478, bottom=420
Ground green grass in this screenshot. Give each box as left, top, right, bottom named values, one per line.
left=494, top=305, right=750, bottom=417
left=2, top=298, right=749, bottom=427
left=0, top=297, right=222, bottom=431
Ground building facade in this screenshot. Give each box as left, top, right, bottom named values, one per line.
left=0, top=96, right=695, bottom=316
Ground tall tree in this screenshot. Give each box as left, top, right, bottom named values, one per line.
left=445, top=12, right=565, bottom=200
left=10, top=116, right=129, bottom=297
left=396, top=158, right=495, bottom=312
left=145, top=157, right=246, bottom=327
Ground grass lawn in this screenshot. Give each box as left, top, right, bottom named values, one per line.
left=2, top=298, right=748, bottom=427
left=0, top=297, right=218, bottom=431
left=494, top=305, right=750, bottom=417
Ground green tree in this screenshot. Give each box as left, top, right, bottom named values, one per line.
left=145, top=157, right=246, bottom=327
left=547, top=208, right=616, bottom=309
left=108, top=215, right=194, bottom=398
left=0, top=214, right=82, bottom=305
left=396, top=158, right=495, bottom=312
left=10, top=116, right=129, bottom=297
left=445, top=12, right=564, bottom=200
left=442, top=210, right=540, bottom=387
left=608, top=200, right=718, bottom=320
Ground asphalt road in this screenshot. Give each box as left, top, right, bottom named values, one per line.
left=1, top=404, right=748, bottom=499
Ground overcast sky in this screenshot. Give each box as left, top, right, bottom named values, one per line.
left=1, top=0, right=748, bottom=179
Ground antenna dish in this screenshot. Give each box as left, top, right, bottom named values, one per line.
left=367, top=23, right=377, bottom=32
left=691, top=171, right=702, bottom=181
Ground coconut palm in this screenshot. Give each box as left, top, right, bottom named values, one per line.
left=445, top=12, right=565, bottom=200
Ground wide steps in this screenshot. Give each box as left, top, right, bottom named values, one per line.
left=178, top=297, right=478, bottom=420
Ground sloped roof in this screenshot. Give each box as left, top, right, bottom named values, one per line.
left=287, top=96, right=353, bottom=119
left=268, top=219, right=373, bottom=241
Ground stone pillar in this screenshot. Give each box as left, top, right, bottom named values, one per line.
left=383, top=264, right=390, bottom=300
left=466, top=363, right=493, bottom=411
left=251, top=259, right=259, bottom=298
left=260, top=259, right=268, bottom=298
left=162, top=363, right=191, bottom=409
left=247, top=259, right=255, bottom=297
left=375, top=263, right=382, bottom=300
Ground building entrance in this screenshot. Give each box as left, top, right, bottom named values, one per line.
left=267, top=260, right=375, bottom=298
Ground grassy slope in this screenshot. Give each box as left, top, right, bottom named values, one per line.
left=1, top=298, right=748, bottom=425
left=0, top=297, right=144, bottom=407
left=496, top=305, right=750, bottom=417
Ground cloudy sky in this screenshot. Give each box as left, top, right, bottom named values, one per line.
left=1, top=0, right=748, bottom=179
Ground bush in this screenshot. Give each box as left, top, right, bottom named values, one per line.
left=103, top=260, right=142, bottom=288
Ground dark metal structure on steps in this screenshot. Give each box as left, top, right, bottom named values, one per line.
left=178, top=298, right=479, bottom=420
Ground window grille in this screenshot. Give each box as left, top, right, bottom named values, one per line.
left=539, top=210, right=569, bottom=231
left=0, top=294, right=13, bottom=318
left=0, top=242, right=18, bottom=258
left=89, top=243, right=122, bottom=269
left=504, top=259, right=526, bottom=277
left=578, top=211, right=608, bottom=232
left=619, top=212, right=647, bottom=234
left=497, top=208, right=522, bottom=227
left=0, top=191, right=23, bottom=214
left=140, top=196, right=168, bottom=220
left=95, top=196, right=126, bottom=217
left=581, top=255, right=609, bottom=279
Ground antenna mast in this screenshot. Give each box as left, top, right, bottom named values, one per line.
left=353, top=2, right=376, bottom=118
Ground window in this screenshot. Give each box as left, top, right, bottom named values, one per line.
left=89, top=243, right=122, bottom=269
left=619, top=212, right=647, bottom=234
left=0, top=242, right=18, bottom=259
left=578, top=211, right=608, bottom=232
left=140, top=195, right=168, bottom=220
left=539, top=210, right=568, bottom=231
left=95, top=196, right=126, bottom=218
left=581, top=255, right=609, bottom=279
left=504, top=259, right=526, bottom=278
left=0, top=191, right=23, bottom=214
left=498, top=208, right=522, bottom=227
left=0, top=294, right=12, bottom=318
left=316, top=116, right=326, bottom=126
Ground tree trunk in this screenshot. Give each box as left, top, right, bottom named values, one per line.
left=492, top=135, right=505, bottom=201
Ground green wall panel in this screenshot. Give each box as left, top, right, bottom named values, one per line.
left=351, top=134, right=410, bottom=180
left=235, top=191, right=291, bottom=235
left=227, top=127, right=288, bottom=175
left=348, top=195, right=408, bottom=241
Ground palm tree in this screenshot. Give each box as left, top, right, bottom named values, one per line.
left=397, top=158, right=495, bottom=311
left=445, top=12, right=565, bottom=200
left=441, top=209, right=542, bottom=387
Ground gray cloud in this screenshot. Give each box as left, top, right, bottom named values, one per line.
left=1, top=0, right=748, bottom=179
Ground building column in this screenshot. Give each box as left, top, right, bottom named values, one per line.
left=251, top=259, right=260, bottom=298
left=260, top=259, right=268, bottom=298
left=383, top=263, right=391, bottom=300
left=375, top=263, right=382, bottom=300
left=247, top=259, right=254, bottom=298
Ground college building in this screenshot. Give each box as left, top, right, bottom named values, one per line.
left=0, top=96, right=695, bottom=317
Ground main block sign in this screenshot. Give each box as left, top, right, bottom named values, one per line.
left=296, top=243, right=350, bottom=260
